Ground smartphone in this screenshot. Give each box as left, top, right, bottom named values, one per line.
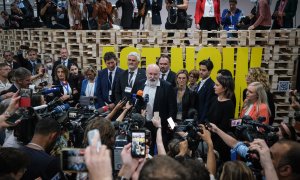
left=61, top=148, right=87, bottom=172
left=19, top=88, right=32, bottom=108
left=167, top=117, right=176, bottom=130
left=154, top=112, right=159, bottom=119
left=87, top=129, right=101, bottom=151
left=5, top=112, right=23, bottom=125
left=131, top=130, right=146, bottom=158
left=231, top=119, right=242, bottom=127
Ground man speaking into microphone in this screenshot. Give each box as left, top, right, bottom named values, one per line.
left=137, top=64, right=177, bottom=154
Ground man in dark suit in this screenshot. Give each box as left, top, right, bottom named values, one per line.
left=0, top=67, right=32, bottom=95
left=195, top=59, right=216, bottom=122
left=96, top=52, right=124, bottom=109
left=137, top=64, right=177, bottom=153
left=51, top=48, right=76, bottom=81
left=115, top=0, right=143, bottom=29
left=17, top=49, right=42, bottom=75
left=157, top=55, right=176, bottom=87
left=2, top=51, right=20, bottom=70
left=114, top=52, right=146, bottom=103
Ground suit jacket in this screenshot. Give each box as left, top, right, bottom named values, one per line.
left=175, top=87, right=196, bottom=120
left=272, top=0, right=298, bottom=28
left=17, top=53, right=42, bottom=74
left=145, top=0, right=162, bottom=24
left=80, top=78, right=98, bottom=97
left=5, top=61, right=21, bottom=70
left=116, top=0, right=142, bottom=29
left=51, top=58, right=76, bottom=81
left=114, top=68, right=146, bottom=103
left=166, top=70, right=177, bottom=88
left=96, top=67, right=124, bottom=107
left=195, top=77, right=216, bottom=122
left=0, top=84, right=18, bottom=95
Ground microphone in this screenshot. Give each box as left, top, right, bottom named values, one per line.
left=50, top=103, right=70, bottom=114
left=97, top=106, right=109, bottom=114
left=41, top=87, right=61, bottom=95
left=33, top=104, right=48, bottom=110
left=144, top=94, right=149, bottom=104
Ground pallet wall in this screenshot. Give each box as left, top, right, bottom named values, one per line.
left=0, top=28, right=299, bottom=124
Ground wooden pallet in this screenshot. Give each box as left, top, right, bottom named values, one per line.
left=248, top=30, right=270, bottom=46
left=268, top=29, right=296, bottom=46
left=116, top=30, right=138, bottom=45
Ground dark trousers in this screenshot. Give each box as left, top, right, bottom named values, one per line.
left=200, top=17, right=219, bottom=31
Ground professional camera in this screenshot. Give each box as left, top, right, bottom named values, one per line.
left=234, top=116, right=279, bottom=147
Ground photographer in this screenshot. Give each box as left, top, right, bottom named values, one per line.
left=165, top=0, right=188, bottom=30
left=31, top=64, right=51, bottom=92
left=210, top=122, right=300, bottom=180
left=40, top=0, right=68, bottom=29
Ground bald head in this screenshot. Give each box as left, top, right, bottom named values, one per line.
left=146, top=64, right=160, bottom=86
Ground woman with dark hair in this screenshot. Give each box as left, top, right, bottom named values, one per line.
left=52, top=64, right=77, bottom=104
left=68, top=63, right=84, bottom=102
left=31, top=94, right=46, bottom=107
left=207, top=75, right=235, bottom=162
left=175, top=69, right=196, bottom=121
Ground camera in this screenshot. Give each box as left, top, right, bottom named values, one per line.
left=39, top=81, right=48, bottom=87
left=234, top=116, right=279, bottom=147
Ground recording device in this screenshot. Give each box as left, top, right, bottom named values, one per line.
left=234, top=116, right=279, bottom=147
left=131, top=130, right=146, bottom=158
left=61, top=148, right=87, bottom=172
left=38, top=81, right=48, bottom=87
left=231, top=119, right=242, bottom=127
left=41, top=87, right=61, bottom=95
left=131, top=90, right=148, bottom=113
left=19, top=88, right=32, bottom=108
left=87, top=129, right=101, bottom=150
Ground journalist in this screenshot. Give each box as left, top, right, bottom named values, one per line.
left=209, top=123, right=300, bottom=180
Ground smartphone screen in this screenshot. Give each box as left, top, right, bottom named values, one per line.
left=231, top=119, right=242, bottom=127
left=131, top=131, right=146, bottom=158
left=19, top=88, right=32, bottom=108
left=167, top=117, right=176, bottom=130
left=61, top=148, right=87, bottom=172
left=87, top=129, right=101, bottom=151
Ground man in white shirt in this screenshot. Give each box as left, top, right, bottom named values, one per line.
left=51, top=48, right=76, bottom=81
left=0, top=63, right=12, bottom=94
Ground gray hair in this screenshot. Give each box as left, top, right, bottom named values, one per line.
left=128, top=52, right=140, bottom=62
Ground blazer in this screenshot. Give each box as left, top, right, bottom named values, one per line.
left=145, top=0, right=162, bottom=25
left=96, top=67, right=124, bottom=107
left=195, top=77, right=216, bottom=122
left=240, top=101, right=270, bottom=125
left=116, top=0, right=142, bottom=29
left=272, top=0, right=298, bottom=28
left=195, top=0, right=220, bottom=24
left=17, top=53, right=42, bottom=74
left=51, top=58, right=76, bottom=81
left=0, top=84, right=18, bottom=95
left=80, top=78, right=98, bottom=97
left=175, top=87, right=196, bottom=121
left=166, top=70, right=177, bottom=88
left=137, top=79, right=177, bottom=130
left=114, top=68, right=146, bottom=103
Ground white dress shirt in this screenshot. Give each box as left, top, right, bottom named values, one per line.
left=203, top=0, right=215, bottom=17
left=143, top=80, right=160, bottom=121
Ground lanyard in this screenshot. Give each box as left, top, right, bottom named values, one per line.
left=61, top=81, right=70, bottom=95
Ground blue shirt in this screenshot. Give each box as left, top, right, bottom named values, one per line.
left=221, top=8, right=243, bottom=30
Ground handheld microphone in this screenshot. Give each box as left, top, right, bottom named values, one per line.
left=144, top=94, right=149, bottom=104
left=50, top=103, right=70, bottom=114
left=41, top=87, right=61, bottom=95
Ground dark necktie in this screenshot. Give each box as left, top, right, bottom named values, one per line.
left=32, top=62, right=36, bottom=75
left=128, top=71, right=134, bottom=87
left=108, top=71, right=112, bottom=90
left=161, top=73, right=166, bottom=80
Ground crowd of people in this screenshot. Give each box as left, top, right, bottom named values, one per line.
left=0, top=0, right=298, bottom=30
left=0, top=46, right=299, bottom=179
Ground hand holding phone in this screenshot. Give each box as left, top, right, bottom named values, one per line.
left=167, top=117, right=176, bottom=130
left=87, top=129, right=101, bottom=152
left=19, top=88, right=32, bottom=108
left=131, top=130, right=146, bottom=158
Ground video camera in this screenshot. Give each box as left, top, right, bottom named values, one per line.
left=234, top=116, right=279, bottom=147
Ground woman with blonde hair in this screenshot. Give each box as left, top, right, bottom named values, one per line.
left=220, top=161, right=255, bottom=180
left=240, top=82, right=270, bottom=124
left=244, top=67, right=275, bottom=125
left=68, top=0, right=84, bottom=29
